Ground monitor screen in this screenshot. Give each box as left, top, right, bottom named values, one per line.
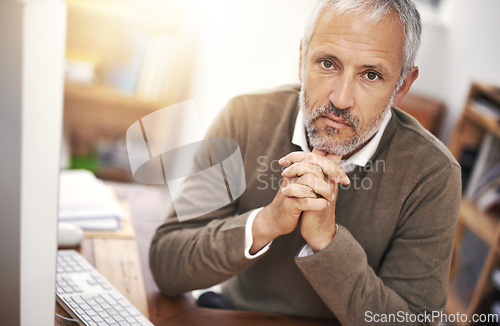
left=0, top=1, right=66, bottom=324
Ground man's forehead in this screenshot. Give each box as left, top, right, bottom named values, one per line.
left=315, top=5, right=403, bottom=32
left=309, top=7, right=404, bottom=69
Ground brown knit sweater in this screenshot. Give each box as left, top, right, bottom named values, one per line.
left=149, top=85, right=461, bottom=325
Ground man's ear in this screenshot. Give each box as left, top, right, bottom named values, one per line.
left=299, top=40, right=303, bottom=82
left=392, top=66, right=419, bottom=107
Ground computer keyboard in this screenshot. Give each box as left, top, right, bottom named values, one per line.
left=56, top=250, right=153, bottom=326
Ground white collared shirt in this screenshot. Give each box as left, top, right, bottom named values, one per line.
left=292, top=108, right=392, bottom=173
left=245, top=108, right=392, bottom=259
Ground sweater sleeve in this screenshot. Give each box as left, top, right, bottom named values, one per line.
left=295, top=163, right=461, bottom=326
left=149, top=98, right=262, bottom=296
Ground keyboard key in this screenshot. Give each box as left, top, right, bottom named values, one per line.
left=113, top=316, right=125, bottom=323
left=103, top=317, right=115, bottom=324
left=91, top=315, right=104, bottom=323
left=100, top=303, right=111, bottom=310
left=125, top=316, right=137, bottom=323
left=119, top=310, right=131, bottom=318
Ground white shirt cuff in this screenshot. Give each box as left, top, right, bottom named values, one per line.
left=298, top=224, right=338, bottom=257
left=298, top=244, right=314, bottom=257
left=244, top=207, right=273, bottom=259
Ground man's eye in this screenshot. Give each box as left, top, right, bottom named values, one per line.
left=320, top=60, right=334, bottom=69
left=366, top=71, right=380, bottom=81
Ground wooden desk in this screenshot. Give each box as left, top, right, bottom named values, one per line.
left=57, top=183, right=335, bottom=326
left=163, top=308, right=336, bottom=326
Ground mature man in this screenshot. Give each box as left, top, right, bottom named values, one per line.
left=150, top=0, right=461, bottom=325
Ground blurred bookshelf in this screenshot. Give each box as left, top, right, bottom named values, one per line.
left=63, top=0, right=195, bottom=181
left=446, top=82, right=500, bottom=324
left=398, top=92, right=445, bottom=136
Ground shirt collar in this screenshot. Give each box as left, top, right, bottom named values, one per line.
left=291, top=108, right=392, bottom=173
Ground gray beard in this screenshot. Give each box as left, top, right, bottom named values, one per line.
left=299, top=85, right=392, bottom=156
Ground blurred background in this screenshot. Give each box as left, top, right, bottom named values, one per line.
left=62, top=0, right=500, bottom=179
left=63, top=0, right=313, bottom=178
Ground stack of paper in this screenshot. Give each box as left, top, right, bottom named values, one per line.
left=59, top=169, right=126, bottom=231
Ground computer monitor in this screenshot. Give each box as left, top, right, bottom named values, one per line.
left=0, top=0, right=66, bottom=324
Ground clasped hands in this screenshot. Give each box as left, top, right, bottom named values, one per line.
left=251, top=148, right=350, bottom=254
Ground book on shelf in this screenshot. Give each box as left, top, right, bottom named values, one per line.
left=476, top=177, right=500, bottom=214
left=65, top=49, right=100, bottom=85
left=105, top=29, right=148, bottom=95
left=458, top=146, right=479, bottom=194
left=469, top=95, right=500, bottom=123
left=465, top=132, right=500, bottom=201
left=450, top=228, right=490, bottom=308
left=135, top=34, right=177, bottom=102
left=59, top=169, right=126, bottom=231
left=98, top=29, right=181, bottom=102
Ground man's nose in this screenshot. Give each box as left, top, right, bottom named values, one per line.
left=328, top=76, right=355, bottom=110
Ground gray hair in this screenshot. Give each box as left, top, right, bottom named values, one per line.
left=302, top=0, right=422, bottom=87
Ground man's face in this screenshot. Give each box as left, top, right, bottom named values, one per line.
left=300, top=9, right=406, bottom=156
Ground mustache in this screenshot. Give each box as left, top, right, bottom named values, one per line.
left=311, top=104, right=359, bottom=129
